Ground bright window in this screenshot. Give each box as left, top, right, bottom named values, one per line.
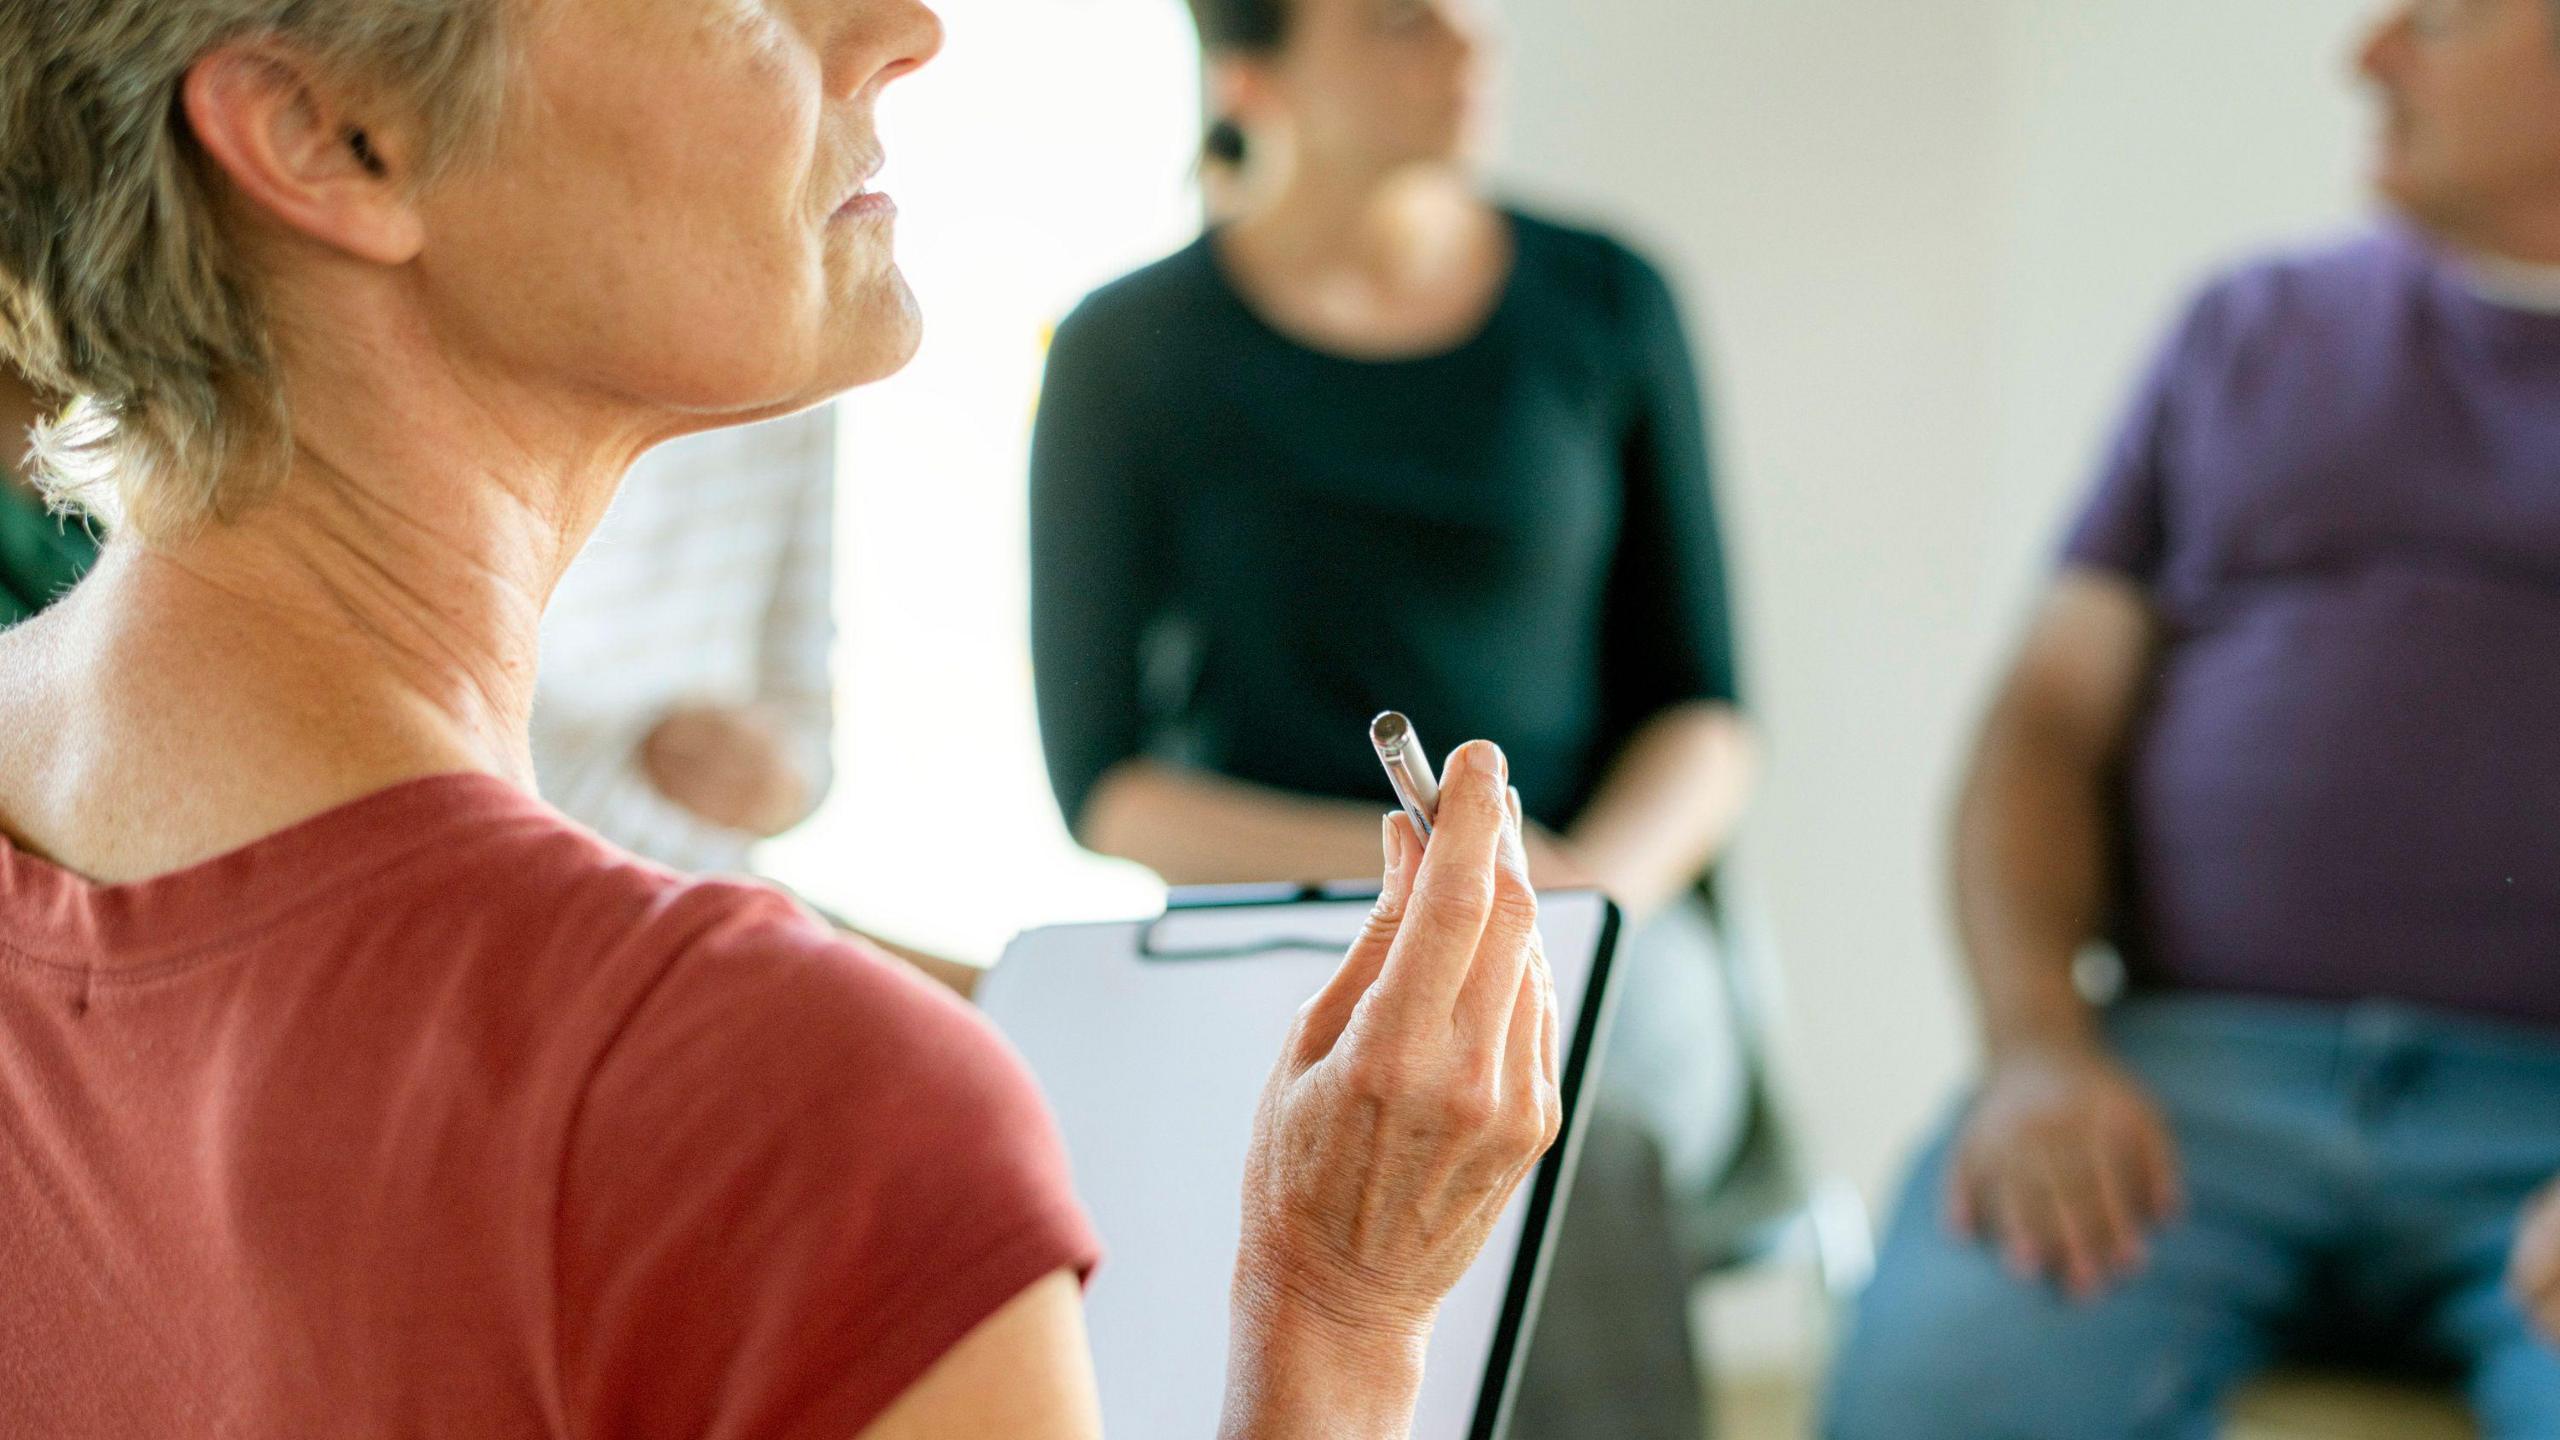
left=763, top=0, right=1201, bottom=961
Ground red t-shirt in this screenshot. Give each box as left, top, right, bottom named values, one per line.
left=0, top=774, right=1098, bottom=1438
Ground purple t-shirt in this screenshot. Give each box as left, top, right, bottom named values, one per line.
left=2065, top=227, right=2560, bottom=1030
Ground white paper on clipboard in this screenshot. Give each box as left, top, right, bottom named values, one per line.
left=979, top=887, right=1622, bottom=1440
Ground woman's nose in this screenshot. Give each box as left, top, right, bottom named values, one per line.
left=831, top=0, right=946, bottom=100
left=2354, top=4, right=2416, bottom=87
left=1440, top=3, right=1497, bottom=77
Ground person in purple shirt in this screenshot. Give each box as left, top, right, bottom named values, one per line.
left=1829, top=2, right=2560, bottom=1435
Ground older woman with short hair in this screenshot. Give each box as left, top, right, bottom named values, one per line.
left=0, top=2, right=1559, bottom=1436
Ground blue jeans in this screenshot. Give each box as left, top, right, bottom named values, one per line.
left=1826, top=995, right=2560, bottom=1440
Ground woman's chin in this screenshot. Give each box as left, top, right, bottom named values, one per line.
left=653, top=280, right=921, bottom=422
left=826, top=277, right=926, bottom=390
left=818, top=337, right=922, bottom=399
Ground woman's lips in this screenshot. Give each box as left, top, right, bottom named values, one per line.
left=834, top=189, right=897, bottom=222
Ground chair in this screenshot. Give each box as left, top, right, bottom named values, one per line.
left=1678, top=857, right=1873, bottom=1316
left=2224, top=1372, right=2475, bottom=1440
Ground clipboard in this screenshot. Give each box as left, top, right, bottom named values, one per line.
left=980, top=885, right=1624, bottom=1440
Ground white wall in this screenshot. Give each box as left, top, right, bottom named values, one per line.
left=1490, top=0, right=2376, bottom=1212
left=1984, top=1, right=2380, bottom=613
left=763, top=0, right=1200, bottom=955
left=770, top=0, right=2379, bottom=1266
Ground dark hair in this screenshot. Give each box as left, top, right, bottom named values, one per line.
left=1189, top=0, right=1291, bottom=167
left=1188, top=0, right=1291, bottom=53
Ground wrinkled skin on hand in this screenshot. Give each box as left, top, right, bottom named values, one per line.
left=1223, top=742, right=1563, bottom=1438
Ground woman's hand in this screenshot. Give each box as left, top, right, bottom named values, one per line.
left=1221, top=741, right=1563, bottom=1440
left=1519, top=821, right=1598, bottom=893
left=640, top=703, right=810, bottom=837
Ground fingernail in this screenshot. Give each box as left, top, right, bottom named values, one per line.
left=1381, top=813, right=1405, bottom=875
left=1507, top=786, right=1525, bottom=830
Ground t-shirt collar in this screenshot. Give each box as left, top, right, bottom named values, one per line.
left=2397, top=223, right=2560, bottom=355
left=2453, top=250, right=2560, bottom=316
left=0, top=772, right=533, bottom=971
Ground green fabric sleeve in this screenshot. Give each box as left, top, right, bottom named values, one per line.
left=0, top=472, right=99, bottom=628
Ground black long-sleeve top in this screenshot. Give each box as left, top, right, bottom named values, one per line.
left=1030, top=209, right=1740, bottom=835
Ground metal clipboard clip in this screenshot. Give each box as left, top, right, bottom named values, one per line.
left=1136, top=882, right=1387, bottom=962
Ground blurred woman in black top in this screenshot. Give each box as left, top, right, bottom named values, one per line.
left=1031, top=2, right=1760, bottom=1433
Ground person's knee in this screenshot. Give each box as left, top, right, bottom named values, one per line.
left=1824, top=1283, right=2028, bottom=1440
left=1824, top=1193, right=2188, bottom=1440
left=1827, top=1138, right=2009, bottom=1427
left=1827, top=1249, right=2229, bottom=1440
left=2465, top=1330, right=2560, bottom=1439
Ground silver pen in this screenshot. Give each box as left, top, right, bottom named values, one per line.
left=1370, top=711, right=1443, bottom=839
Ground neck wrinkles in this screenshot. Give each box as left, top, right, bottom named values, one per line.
left=137, top=332, right=654, bottom=784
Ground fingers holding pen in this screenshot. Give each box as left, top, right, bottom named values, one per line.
left=1370, top=741, right=1516, bottom=1025
left=1233, top=735, right=1570, bottom=1402
left=1342, top=731, right=1552, bottom=1174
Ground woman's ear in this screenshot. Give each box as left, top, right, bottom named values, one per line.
left=1206, top=54, right=1279, bottom=135
left=181, top=43, right=427, bottom=267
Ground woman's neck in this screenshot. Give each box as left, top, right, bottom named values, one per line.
left=172, top=353, right=653, bottom=774
left=1217, top=163, right=1510, bottom=360
left=1231, top=163, right=1488, bottom=288
left=0, top=333, right=654, bottom=881
left=146, top=471, right=560, bottom=782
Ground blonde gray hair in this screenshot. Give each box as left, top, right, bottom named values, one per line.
left=0, top=2, right=514, bottom=539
